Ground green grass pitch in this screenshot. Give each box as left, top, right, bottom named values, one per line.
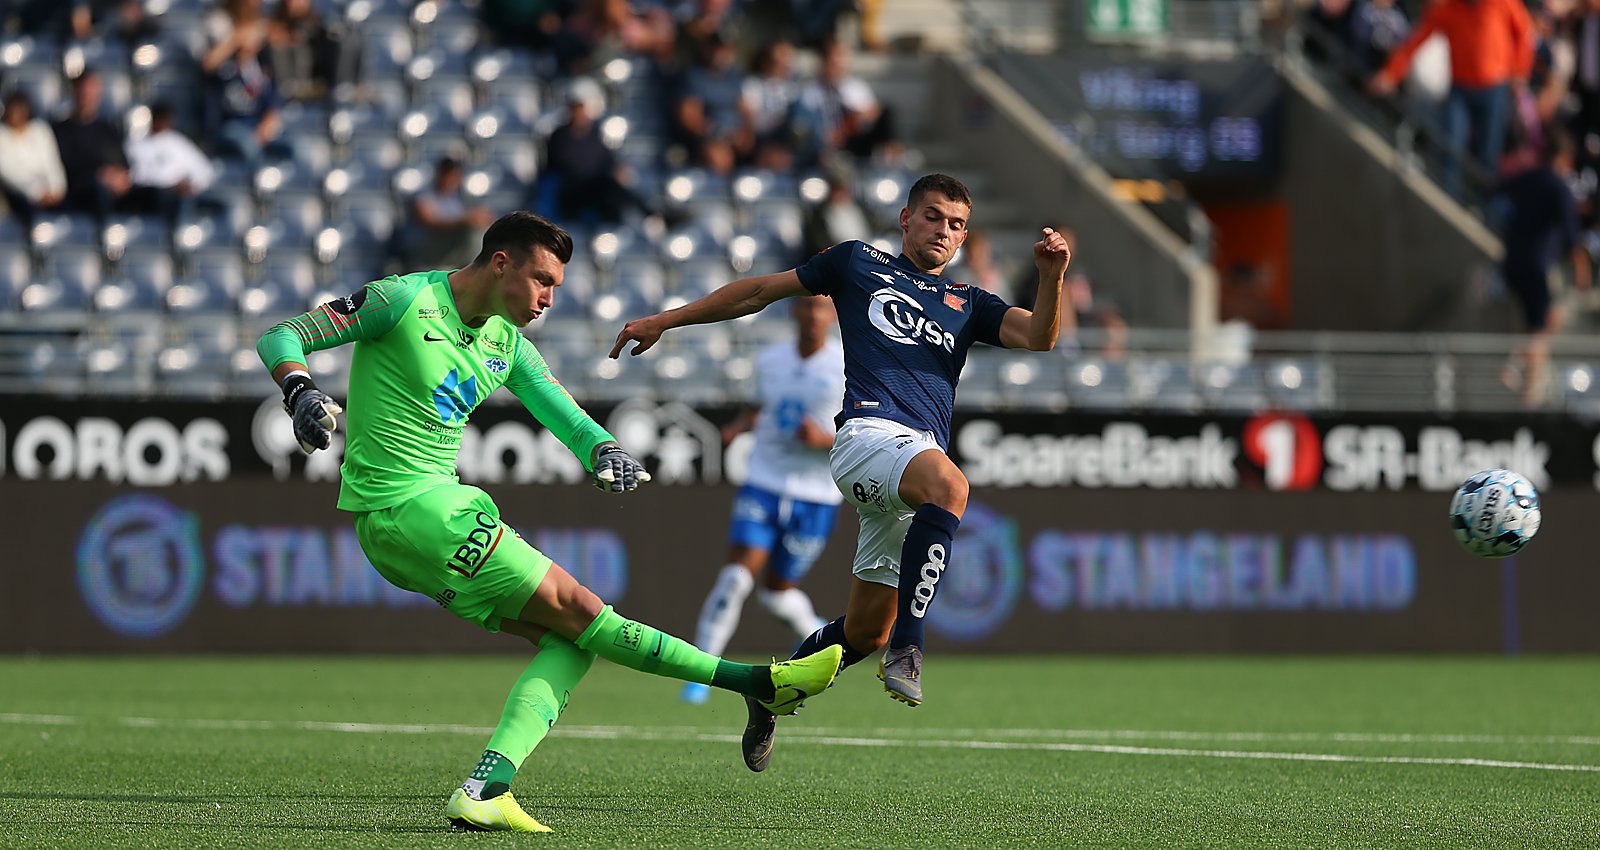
left=1, top=655, right=1597, bottom=849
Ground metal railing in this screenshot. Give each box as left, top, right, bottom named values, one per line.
left=6, top=312, right=1600, bottom=415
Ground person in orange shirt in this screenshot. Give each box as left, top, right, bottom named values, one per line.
left=1368, top=0, right=1536, bottom=196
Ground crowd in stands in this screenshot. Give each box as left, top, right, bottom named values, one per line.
left=0, top=0, right=905, bottom=303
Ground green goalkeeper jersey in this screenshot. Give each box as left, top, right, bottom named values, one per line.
left=257, top=269, right=614, bottom=513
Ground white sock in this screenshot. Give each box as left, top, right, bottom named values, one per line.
left=758, top=587, right=827, bottom=640
left=695, top=564, right=754, bottom=656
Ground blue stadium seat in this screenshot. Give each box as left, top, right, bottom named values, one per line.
left=0, top=249, right=30, bottom=310
left=1131, top=359, right=1200, bottom=413
left=344, top=193, right=398, bottom=246
left=486, top=80, right=542, bottom=130
left=19, top=278, right=89, bottom=314
left=362, top=19, right=414, bottom=79
left=1062, top=357, right=1128, bottom=411
left=83, top=338, right=143, bottom=396
left=484, top=135, right=538, bottom=185
left=1200, top=362, right=1268, bottom=412
left=609, top=257, right=666, bottom=305
left=270, top=192, right=328, bottom=246
left=169, top=249, right=244, bottom=313
left=27, top=338, right=85, bottom=394
left=673, top=258, right=733, bottom=300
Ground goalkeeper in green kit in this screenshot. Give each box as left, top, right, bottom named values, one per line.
left=257, top=212, right=842, bottom=833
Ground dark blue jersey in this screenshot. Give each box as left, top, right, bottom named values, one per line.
left=796, top=240, right=1012, bottom=449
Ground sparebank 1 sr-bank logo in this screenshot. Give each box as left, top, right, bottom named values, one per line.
left=76, top=494, right=204, bottom=638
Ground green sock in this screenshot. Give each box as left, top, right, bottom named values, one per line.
left=575, top=605, right=775, bottom=701
left=465, top=633, right=595, bottom=800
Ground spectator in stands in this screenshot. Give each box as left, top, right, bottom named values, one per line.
left=211, top=43, right=295, bottom=166
left=1014, top=225, right=1127, bottom=357
left=201, top=0, right=267, bottom=80
left=792, top=38, right=897, bottom=168
left=786, top=0, right=856, bottom=49
left=52, top=70, right=133, bottom=224
left=742, top=40, right=799, bottom=168
left=951, top=228, right=1007, bottom=296
left=1573, top=0, right=1600, bottom=142
left=264, top=0, right=359, bottom=103
left=1369, top=0, right=1536, bottom=196
left=1500, top=130, right=1591, bottom=406
left=0, top=91, right=67, bottom=230
left=1351, top=0, right=1410, bottom=74
left=555, top=0, right=674, bottom=75
left=401, top=156, right=495, bottom=270
left=12, top=0, right=154, bottom=42
left=1218, top=261, right=1289, bottom=331
left=480, top=0, right=571, bottom=53
left=674, top=0, right=743, bottom=68
left=673, top=32, right=748, bottom=174
left=543, top=78, right=653, bottom=225
left=124, top=103, right=215, bottom=227
left=802, top=170, right=870, bottom=253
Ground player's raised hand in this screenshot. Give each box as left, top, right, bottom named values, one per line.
left=591, top=443, right=653, bottom=493
left=1033, top=227, right=1072, bottom=279
left=610, top=316, right=664, bottom=359
left=288, top=387, right=343, bottom=454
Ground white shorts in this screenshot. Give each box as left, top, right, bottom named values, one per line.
left=828, top=417, right=943, bottom=587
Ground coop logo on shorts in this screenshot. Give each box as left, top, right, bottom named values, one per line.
left=868, top=288, right=955, bottom=352
left=76, top=494, right=204, bottom=638
left=926, top=500, right=1024, bottom=642
left=484, top=357, right=509, bottom=374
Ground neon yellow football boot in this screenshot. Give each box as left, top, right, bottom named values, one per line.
left=446, top=787, right=553, bottom=833
left=758, top=644, right=843, bottom=716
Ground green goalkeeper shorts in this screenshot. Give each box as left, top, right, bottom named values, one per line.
left=353, top=484, right=552, bottom=633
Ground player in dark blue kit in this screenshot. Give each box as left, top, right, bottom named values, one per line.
left=611, top=174, right=1071, bottom=770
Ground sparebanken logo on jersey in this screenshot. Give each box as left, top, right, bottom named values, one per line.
left=869, top=288, right=955, bottom=352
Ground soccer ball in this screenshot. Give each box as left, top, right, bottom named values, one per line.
left=1448, top=469, right=1542, bottom=558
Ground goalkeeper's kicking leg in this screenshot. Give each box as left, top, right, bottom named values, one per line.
left=446, top=557, right=841, bottom=833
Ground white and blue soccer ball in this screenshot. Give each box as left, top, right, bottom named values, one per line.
left=1448, top=469, right=1542, bottom=558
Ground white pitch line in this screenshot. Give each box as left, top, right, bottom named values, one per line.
left=2, top=713, right=1598, bottom=774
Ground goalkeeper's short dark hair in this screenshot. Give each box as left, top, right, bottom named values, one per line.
left=475, top=211, right=574, bottom=266
left=906, top=173, right=973, bottom=211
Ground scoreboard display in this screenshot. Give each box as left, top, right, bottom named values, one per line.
left=994, top=52, right=1285, bottom=183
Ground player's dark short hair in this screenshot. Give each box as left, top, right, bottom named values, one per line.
left=474, top=211, right=574, bottom=267
left=907, top=173, right=973, bottom=211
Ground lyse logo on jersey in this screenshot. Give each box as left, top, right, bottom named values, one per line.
left=446, top=511, right=504, bottom=578
left=869, top=289, right=956, bottom=352
left=909, top=543, right=947, bottom=618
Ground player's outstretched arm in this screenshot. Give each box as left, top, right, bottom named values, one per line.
left=999, top=227, right=1074, bottom=351
left=255, top=279, right=415, bottom=453
left=504, top=336, right=651, bottom=492
left=609, top=271, right=811, bottom=358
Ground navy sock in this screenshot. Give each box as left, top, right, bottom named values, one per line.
left=789, top=616, right=868, bottom=669
left=888, top=504, right=961, bottom=650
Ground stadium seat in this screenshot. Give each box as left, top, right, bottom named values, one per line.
left=1061, top=357, right=1129, bottom=411
left=27, top=338, right=85, bottom=394
left=169, top=249, right=244, bottom=313
left=484, top=135, right=539, bottom=185
left=587, top=225, right=656, bottom=271
left=1200, top=362, right=1268, bottom=412
left=344, top=193, right=399, bottom=247
left=608, top=257, right=667, bottom=305
left=0, top=248, right=28, bottom=310
left=1130, top=358, right=1201, bottom=413
left=52, top=246, right=103, bottom=293
left=672, top=258, right=734, bottom=300
left=362, top=18, right=414, bottom=79
left=485, top=80, right=542, bottom=131
left=270, top=192, right=328, bottom=246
